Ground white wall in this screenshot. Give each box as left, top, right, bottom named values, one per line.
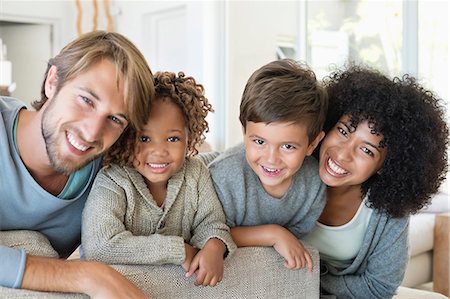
left=225, top=1, right=298, bottom=147
left=0, top=1, right=75, bottom=105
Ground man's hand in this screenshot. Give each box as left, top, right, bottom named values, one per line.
left=22, top=255, right=149, bottom=299
left=181, top=243, right=199, bottom=272
left=272, top=227, right=313, bottom=272
left=186, top=238, right=225, bottom=287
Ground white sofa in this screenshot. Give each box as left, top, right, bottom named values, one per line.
left=0, top=231, right=320, bottom=299
left=402, top=190, right=450, bottom=290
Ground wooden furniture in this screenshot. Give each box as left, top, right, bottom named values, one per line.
left=433, top=213, right=449, bottom=297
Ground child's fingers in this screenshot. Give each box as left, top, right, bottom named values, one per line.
left=195, top=270, right=207, bottom=286
left=304, top=251, right=313, bottom=272
left=284, top=256, right=295, bottom=269
left=186, top=256, right=200, bottom=278
left=294, top=255, right=302, bottom=270
left=209, top=275, right=219, bottom=287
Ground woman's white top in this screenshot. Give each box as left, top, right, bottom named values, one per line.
left=304, top=196, right=373, bottom=269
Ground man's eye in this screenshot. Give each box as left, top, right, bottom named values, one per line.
left=253, top=139, right=264, bottom=145
left=81, top=96, right=93, bottom=106
left=139, top=136, right=150, bottom=142
left=168, top=137, right=180, bottom=142
left=109, top=115, right=124, bottom=126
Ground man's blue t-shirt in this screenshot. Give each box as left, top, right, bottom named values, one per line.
left=0, top=97, right=101, bottom=288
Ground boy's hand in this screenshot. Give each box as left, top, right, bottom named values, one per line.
left=181, top=243, right=199, bottom=271
left=272, top=227, right=313, bottom=272
left=186, top=238, right=226, bottom=287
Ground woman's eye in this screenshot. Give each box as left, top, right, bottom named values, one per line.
left=168, top=136, right=180, bottom=142
left=337, top=127, right=348, bottom=137
left=139, top=136, right=150, bottom=143
left=361, top=147, right=374, bottom=157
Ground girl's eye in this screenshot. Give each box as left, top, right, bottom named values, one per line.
left=361, top=147, right=374, bottom=157
left=139, top=136, right=150, bottom=143
left=281, top=144, right=296, bottom=150
left=168, top=136, right=180, bottom=142
left=253, top=139, right=264, bottom=145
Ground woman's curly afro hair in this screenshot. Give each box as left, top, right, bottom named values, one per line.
left=104, top=71, right=213, bottom=167
left=323, top=65, right=448, bottom=218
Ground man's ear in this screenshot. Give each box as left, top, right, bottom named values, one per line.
left=44, top=65, right=58, bottom=99
left=306, top=131, right=325, bottom=156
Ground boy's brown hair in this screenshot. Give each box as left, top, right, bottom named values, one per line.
left=103, top=71, right=213, bottom=167
left=239, top=59, right=328, bottom=142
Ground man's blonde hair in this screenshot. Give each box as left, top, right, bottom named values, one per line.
left=33, top=30, right=154, bottom=131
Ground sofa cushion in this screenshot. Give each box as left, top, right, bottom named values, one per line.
left=409, top=213, right=435, bottom=256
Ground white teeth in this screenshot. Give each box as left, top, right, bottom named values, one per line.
left=262, top=166, right=280, bottom=173
left=67, top=132, right=88, bottom=152
left=327, top=158, right=348, bottom=174
left=148, top=163, right=168, bottom=168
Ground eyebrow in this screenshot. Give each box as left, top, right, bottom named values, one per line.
left=339, top=121, right=382, bottom=152
left=78, top=86, right=128, bottom=122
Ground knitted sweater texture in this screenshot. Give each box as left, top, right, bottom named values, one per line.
left=82, top=157, right=236, bottom=265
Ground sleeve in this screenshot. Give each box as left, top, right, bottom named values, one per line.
left=0, top=245, right=26, bottom=288
left=81, top=171, right=185, bottom=265
left=289, top=175, right=327, bottom=239
left=321, top=217, right=409, bottom=299
left=189, top=164, right=237, bottom=257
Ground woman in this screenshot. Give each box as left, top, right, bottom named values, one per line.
left=305, top=65, right=448, bottom=299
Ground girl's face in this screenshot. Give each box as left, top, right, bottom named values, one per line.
left=319, top=115, right=387, bottom=188
left=133, top=99, right=188, bottom=188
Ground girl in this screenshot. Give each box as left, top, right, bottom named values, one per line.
left=82, top=71, right=236, bottom=287
left=305, top=66, right=448, bottom=298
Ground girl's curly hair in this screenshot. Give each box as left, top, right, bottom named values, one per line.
left=103, top=71, right=213, bottom=167
left=323, top=65, right=449, bottom=218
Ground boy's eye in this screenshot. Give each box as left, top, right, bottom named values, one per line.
left=281, top=144, right=296, bottom=150
left=253, top=139, right=264, bottom=145
left=139, top=136, right=150, bottom=143
left=361, top=147, right=375, bottom=157
left=168, top=136, right=180, bottom=142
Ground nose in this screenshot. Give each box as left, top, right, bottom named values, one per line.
left=149, top=141, right=169, bottom=157
left=265, top=146, right=280, bottom=164
left=82, top=116, right=107, bottom=143
left=335, top=140, right=354, bottom=162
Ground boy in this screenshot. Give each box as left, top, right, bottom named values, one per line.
left=208, top=59, right=327, bottom=271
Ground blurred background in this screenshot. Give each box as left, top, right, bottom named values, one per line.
left=0, top=0, right=448, bottom=150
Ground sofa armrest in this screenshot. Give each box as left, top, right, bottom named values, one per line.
left=0, top=246, right=320, bottom=298
left=433, top=213, right=449, bottom=297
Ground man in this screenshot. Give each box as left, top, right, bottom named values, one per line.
left=0, top=31, right=154, bottom=298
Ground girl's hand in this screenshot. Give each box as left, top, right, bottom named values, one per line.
left=186, top=238, right=226, bottom=286
left=181, top=243, right=199, bottom=271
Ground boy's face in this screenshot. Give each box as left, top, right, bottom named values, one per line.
left=41, top=60, right=128, bottom=174
left=243, top=121, right=323, bottom=198
left=134, top=99, right=188, bottom=191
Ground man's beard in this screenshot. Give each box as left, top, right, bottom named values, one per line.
left=40, top=101, right=101, bottom=175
